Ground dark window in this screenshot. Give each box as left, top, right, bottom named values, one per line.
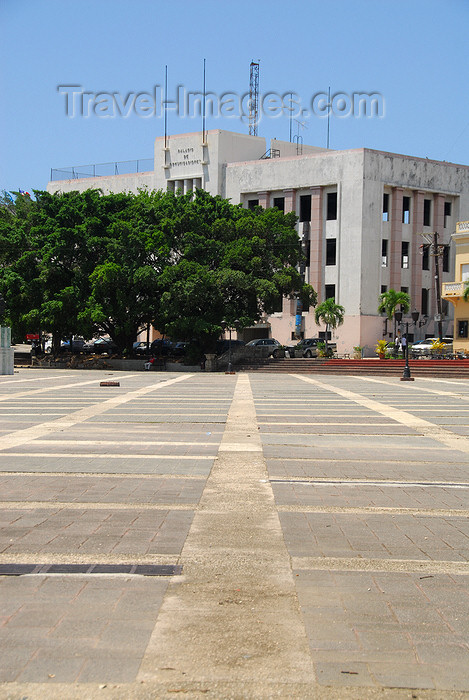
left=402, top=196, right=411, bottom=224
left=421, top=288, right=429, bottom=316
left=442, top=245, right=450, bottom=273
left=302, top=240, right=311, bottom=267
left=248, top=199, right=259, bottom=210
left=423, top=199, right=431, bottom=227
left=325, top=284, right=335, bottom=300
left=273, top=197, right=285, bottom=212
left=381, top=285, right=387, bottom=294
left=422, top=244, right=430, bottom=270
left=272, top=295, right=283, bottom=313
left=444, top=201, right=451, bottom=228
left=401, top=241, right=409, bottom=269
left=299, top=195, right=311, bottom=222
left=381, top=239, right=388, bottom=267
left=458, top=320, right=468, bottom=338
left=326, top=238, right=337, bottom=266
left=401, top=287, right=408, bottom=294
left=326, top=192, right=337, bottom=220
left=382, top=193, right=390, bottom=222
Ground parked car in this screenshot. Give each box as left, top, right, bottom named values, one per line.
left=83, top=337, right=119, bottom=355
left=245, top=338, right=283, bottom=357
left=411, top=337, right=453, bottom=358
left=133, top=341, right=151, bottom=356
left=150, top=338, right=173, bottom=356
left=215, top=339, right=245, bottom=356
left=60, top=337, right=86, bottom=353
left=289, top=337, right=337, bottom=358
left=172, top=341, right=188, bottom=357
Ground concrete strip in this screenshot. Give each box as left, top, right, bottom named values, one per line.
left=278, top=505, right=469, bottom=517
left=2, top=452, right=214, bottom=460
left=138, top=374, right=315, bottom=685
left=0, top=552, right=180, bottom=565
left=292, top=374, right=469, bottom=454
left=292, top=556, right=469, bottom=575
left=0, top=374, right=192, bottom=451
left=0, top=501, right=196, bottom=510
left=271, top=477, right=469, bottom=488
left=0, top=374, right=139, bottom=402
left=0, top=471, right=204, bottom=480
left=29, top=440, right=217, bottom=447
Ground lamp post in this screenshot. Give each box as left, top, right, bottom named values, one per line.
left=221, top=319, right=239, bottom=374
left=395, top=310, right=420, bottom=382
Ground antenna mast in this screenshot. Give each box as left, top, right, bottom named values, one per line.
left=249, top=61, right=260, bottom=136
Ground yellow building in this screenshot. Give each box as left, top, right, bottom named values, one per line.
left=442, top=221, right=469, bottom=352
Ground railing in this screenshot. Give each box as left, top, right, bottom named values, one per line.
left=50, top=158, right=154, bottom=181
left=442, top=282, right=466, bottom=297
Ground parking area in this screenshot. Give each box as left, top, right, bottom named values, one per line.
left=0, top=369, right=468, bottom=698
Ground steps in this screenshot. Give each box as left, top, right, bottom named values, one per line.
left=236, top=357, right=469, bottom=378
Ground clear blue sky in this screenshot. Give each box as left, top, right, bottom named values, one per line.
left=1, top=0, right=469, bottom=195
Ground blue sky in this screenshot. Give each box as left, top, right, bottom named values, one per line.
left=1, top=0, right=469, bottom=195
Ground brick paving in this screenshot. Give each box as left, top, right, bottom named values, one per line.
left=0, top=369, right=469, bottom=696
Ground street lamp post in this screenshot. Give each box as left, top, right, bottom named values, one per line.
left=395, top=310, right=420, bottom=382
left=221, top=319, right=239, bottom=374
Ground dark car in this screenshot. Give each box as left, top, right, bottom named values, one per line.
left=60, top=337, right=86, bottom=353
left=289, top=337, right=337, bottom=358
left=150, top=338, right=173, bottom=356
left=172, top=341, right=188, bottom=357
left=215, top=339, right=245, bottom=356
left=133, top=341, right=151, bottom=356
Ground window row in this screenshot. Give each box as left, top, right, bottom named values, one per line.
left=382, top=194, right=452, bottom=227
left=381, top=240, right=450, bottom=272
left=247, top=192, right=339, bottom=221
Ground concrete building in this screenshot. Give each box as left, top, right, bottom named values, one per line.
left=48, top=129, right=469, bottom=354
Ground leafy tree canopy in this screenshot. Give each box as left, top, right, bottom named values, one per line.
left=0, top=187, right=316, bottom=352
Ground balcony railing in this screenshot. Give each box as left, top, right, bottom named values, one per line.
left=442, top=282, right=466, bottom=297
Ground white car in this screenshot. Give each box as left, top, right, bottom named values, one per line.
left=411, top=337, right=453, bottom=358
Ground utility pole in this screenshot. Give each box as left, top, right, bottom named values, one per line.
left=433, top=231, right=443, bottom=341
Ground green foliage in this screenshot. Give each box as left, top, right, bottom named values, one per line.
left=314, top=297, right=345, bottom=350
left=0, top=187, right=315, bottom=353
left=378, top=288, right=410, bottom=320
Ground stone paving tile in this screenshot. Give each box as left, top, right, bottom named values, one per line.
left=0, top=456, right=214, bottom=476
left=266, top=458, right=469, bottom=483
left=0, top=575, right=168, bottom=683
left=272, top=482, right=469, bottom=510
left=263, top=443, right=457, bottom=463
left=0, top=508, right=194, bottom=555
left=260, top=424, right=416, bottom=435
left=294, top=569, right=469, bottom=690
left=280, top=512, right=469, bottom=560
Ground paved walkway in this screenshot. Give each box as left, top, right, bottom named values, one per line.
left=0, top=369, right=468, bottom=698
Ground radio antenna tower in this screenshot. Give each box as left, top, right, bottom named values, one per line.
left=249, top=60, right=260, bottom=136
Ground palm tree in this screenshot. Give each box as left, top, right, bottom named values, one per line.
left=378, top=289, right=411, bottom=341
left=463, top=284, right=469, bottom=302
left=314, top=297, right=345, bottom=354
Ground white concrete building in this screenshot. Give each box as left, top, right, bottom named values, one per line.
left=48, top=129, right=469, bottom=354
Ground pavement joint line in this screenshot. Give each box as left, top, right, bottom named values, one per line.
left=0, top=373, right=193, bottom=451
left=278, top=505, right=469, bottom=517
left=0, top=374, right=77, bottom=384
left=0, top=501, right=196, bottom=510
left=0, top=373, right=139, bottom=402
left=138, top=373, right=316, bottom=685
left=291, top=556, right=469, bottom=575
left=1, top=452, right=214, bottom=460
left=24, top=439, right=218, bottom=447
left=292, top=374, right=469, bottom=454
left=0, top=471, right=205, bottom=480
left=271, top=477, right=469, bottom=488
left=0, top=552, right=180, bottom=565
left=267, top=456, right=450, bottom=464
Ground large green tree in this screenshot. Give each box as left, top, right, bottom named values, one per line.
left=0, top=187, right=316, bottom=354
left=153, top=189, right=316, bottom=351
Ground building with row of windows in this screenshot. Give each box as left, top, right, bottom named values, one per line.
left=48, top=129, right=469, bottom=354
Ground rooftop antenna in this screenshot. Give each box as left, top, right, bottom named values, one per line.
left=326, top=86, right=331, bottom=148
left=293, top=118, right=307, bottom=155
left=289, top=92, right=293, bottom=142
left=249, top=60, right=260, bottom=136
left=202, top=58, right=206, bottom=143
left=164, top=65, right=168, bottom=149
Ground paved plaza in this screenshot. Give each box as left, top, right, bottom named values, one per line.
left=0, top=369, right=469, bottom=699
